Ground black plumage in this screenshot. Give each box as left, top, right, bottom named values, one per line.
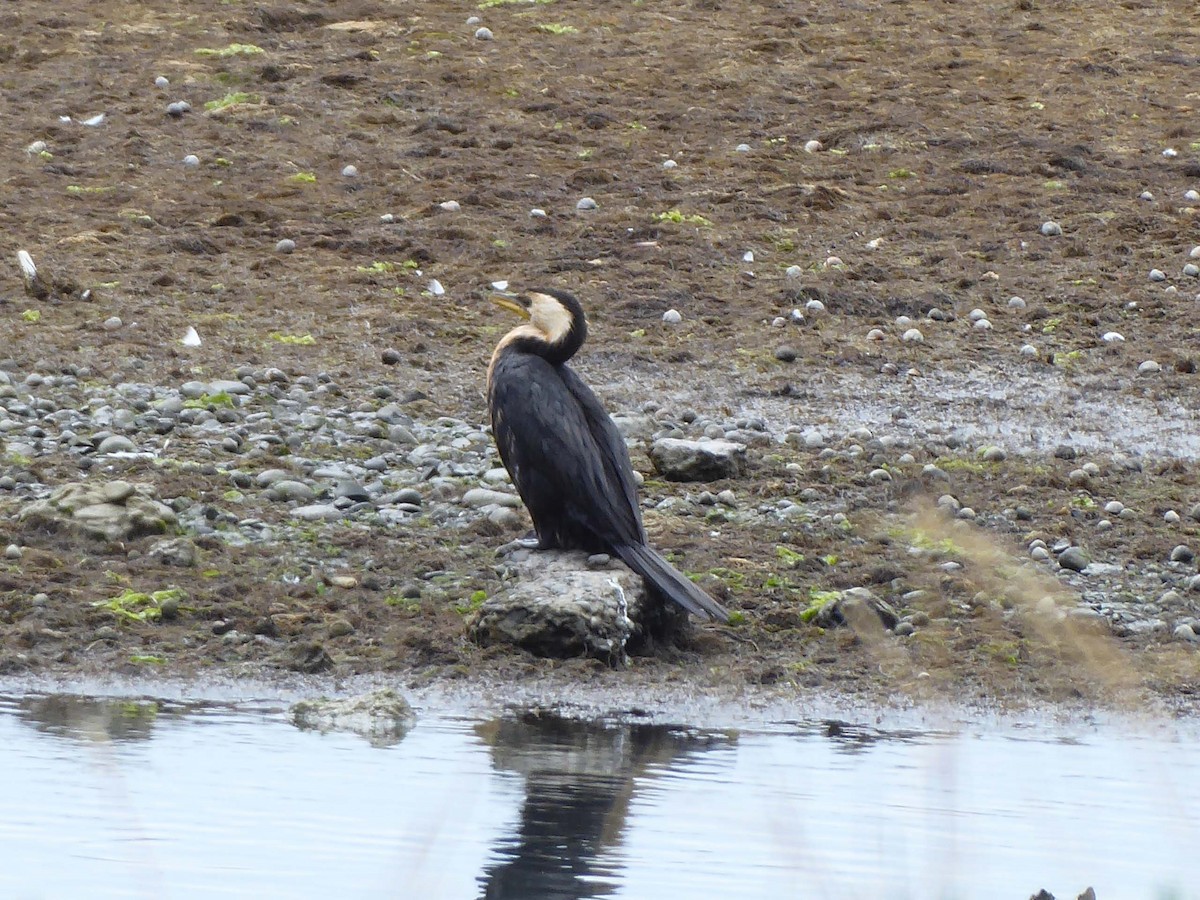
left=487, top=289, right=729, bottom=622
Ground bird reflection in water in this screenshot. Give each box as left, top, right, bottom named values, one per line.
left=475, top=711, right=733, bottom=900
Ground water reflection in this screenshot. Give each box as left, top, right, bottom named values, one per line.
left=476, top=711, right=733, bottom=900
left=14, top=694, right=190, bottom=743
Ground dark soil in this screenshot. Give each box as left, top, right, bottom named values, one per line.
left=2, top=0, right=1200, bottom=712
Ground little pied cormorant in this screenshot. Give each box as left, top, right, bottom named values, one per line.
left=487, top=288, right=729, bottom=622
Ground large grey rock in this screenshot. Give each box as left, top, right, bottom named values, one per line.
left=468, top=550, right=685, bottom=663
left=289, top=689, right=414, bottom=747
left=19, top=480, right=177, bottom=542
left=649, top=438, right=747, bottom=481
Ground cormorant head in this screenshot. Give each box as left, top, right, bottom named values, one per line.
left=491, top=288, right=586, bottom=359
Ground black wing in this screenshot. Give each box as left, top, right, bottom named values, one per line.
left=489, top=353, right=644, bottom=551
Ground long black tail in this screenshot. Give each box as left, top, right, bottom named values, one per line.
left=613, top=543, right=730, bottom=622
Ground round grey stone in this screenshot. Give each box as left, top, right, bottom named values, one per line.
left=97, top=435, right=137, bottom=453
left=1170, top=545, right=1195, bottom=563
left=1057, top=546, right=1089, bottom=572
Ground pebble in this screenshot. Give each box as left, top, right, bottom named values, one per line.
left=1019, top=344, right=1038, bottom=357
left=662, top=159, right=677, bottom=169
left=1170, top=545, right=1195, bottom=564
left=805, top=299, right=826, bottom=313
left=735, top=143, right=751, bottom=153
left=1174, top=624, right=1198, bottom=642
left=868, top=468, right=892, bottom=482
left=267, top=480, right=316, bottom=503
left=462, top=488, right=519, bottom=509
left=893, top=621, right=915, bottom=637
left=1039, top=221, right=1063, bottom=236
left=275, top=239, right=296, bottom=254
left=341, top=165, right=359, bottom=178
left=901, top=328, right=924, bottom=343
left=973, top=318, right=992, bottom=330
left=1101, top=331, right=1124, bottom=343
left=1057, top=546, right=1089, bottom=572
left=803, top=139, right=822, bottom=153
left=439, top=200, right=461, bottom=212
left=785, top=265, right=803, bottom=278
left=1192, top=247, right=1200, bottom=260
left=1148, top=269, right=1167, bottom=282
left=1030, top=546, right=1051, bottom=561
left=1137, top=360, right=1161, bottom=374
left=867, top=329, right=885, bottom=341
left=4, top=544, right=21, bottom=560
left=1183, top=264, right=1199, bottom=278
left=154, top=75, right=170, bottom=88
left=576, top=197, right=598, bottom=210
left=1139, top=190, right=1155, bottom=201
left=1186, top=190, right=1200, bottom=203
left=97, top=435, right=136, bottom=453
left=1165, top=510, right=1181, bottom=524
left=183, top=154, right=200, bottom=167
left=103, top=316, right=123, bottom=331
left=1008, top=296, right=1026, bottom=309
left=1104, top=500, right=1124, bottom=515
left=381, top=348, right=402, bottom=365
left=529, top=208, right=547, bottom=218
left=1163, top=148, right=1178, bottom=158
left=743, top=251, right=754, bottom=263
left=774, top=346, right=797, bottom=363
left=474, top=27, right=494, bottom=40
left=291, top=504, right=344, bottom=521
left=662, top=309, right=683, bottom=324
left=981, top=446, right=1007, bottom=461
left=166, top=101, right=191, bottom=116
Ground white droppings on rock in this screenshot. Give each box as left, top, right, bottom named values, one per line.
left=341, top=164, right=359, bottom=178
left=804, top=139, right=823, bottom=153
left=1137, top=360, right=1161, bottom=374
left=183, top=154, right=200, bottom=167
left=1019, top=344, right=1038, bottom=357
left=439, top=200, right=461, bottom=212
left=576, top=197, right=598, bottom=210
left=662, top=309, right=682, bottom=324
left=275, top=238, right=296, bottom=254
left=1040, top=221, right=1063, bottom=236
left=1102, top=331, right=1125, bottom=343
left=474, top=26, right=494, bottom=40
left=1008, top=296, right=1026, bottom=309
left=902, top=328, right=924, bottom=343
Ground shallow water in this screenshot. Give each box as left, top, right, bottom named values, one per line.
left=0, top=692, right=1196, bottom=900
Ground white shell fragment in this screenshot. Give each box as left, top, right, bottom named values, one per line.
left=491, top=280, right=509, bottom=292
left=427, top=279, right=445, bottom=296
left=81, top=114, right=106, bottom=127
left=181, top=327, right=202, bottom=348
